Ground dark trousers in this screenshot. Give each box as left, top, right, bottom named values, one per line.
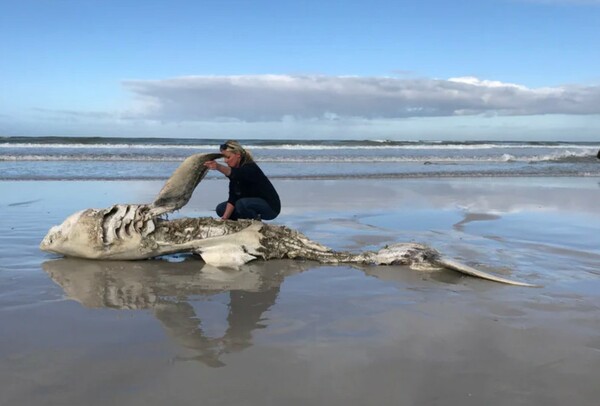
left=216, top=198, right=278, bottom=220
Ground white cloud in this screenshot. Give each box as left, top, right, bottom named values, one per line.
left=122, top=75, right=600, bottom=122
left=447, top=76, right=528, bottom=90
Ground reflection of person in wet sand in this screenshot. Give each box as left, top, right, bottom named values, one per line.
left=154, top=287, right=280, bottom=367
left=42, top=258, right=302, bottom=367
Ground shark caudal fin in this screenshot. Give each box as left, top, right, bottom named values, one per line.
left=436, top=257, right=538, bottom=287
left=149, top=153, right=223, bottom=216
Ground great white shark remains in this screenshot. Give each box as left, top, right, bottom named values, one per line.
left=40, top=153, right=535, bottom=287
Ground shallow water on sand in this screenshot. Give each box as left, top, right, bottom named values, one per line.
left=1, top=178, right=599, bottom=405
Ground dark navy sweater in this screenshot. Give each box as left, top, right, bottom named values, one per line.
left=227, top=162, right=281, bottom=214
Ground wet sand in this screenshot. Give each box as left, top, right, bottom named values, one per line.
left=1, top=178, right=599, bottom=405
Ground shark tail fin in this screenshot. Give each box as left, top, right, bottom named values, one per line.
left=150, top=152, right=224, bottom=216
left=436, top=257, right=538, bottom=287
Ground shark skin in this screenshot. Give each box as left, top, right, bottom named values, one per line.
left=40, top=153, right=536, bottom=287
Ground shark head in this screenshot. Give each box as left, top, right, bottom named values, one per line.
left=41, top=210, right=84, bottom=251
left=40, top=208, right=113, bottom=258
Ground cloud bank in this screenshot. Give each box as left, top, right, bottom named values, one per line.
left=122, top=75, right=600, bottom=122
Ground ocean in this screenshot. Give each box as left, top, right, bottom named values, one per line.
left=1, top=136, right=599, bottom=180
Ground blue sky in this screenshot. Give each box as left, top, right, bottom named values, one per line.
left=1, top=0, right=599, bottom=140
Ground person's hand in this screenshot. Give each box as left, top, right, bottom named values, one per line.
left=204, top=160, right=218, bottom=170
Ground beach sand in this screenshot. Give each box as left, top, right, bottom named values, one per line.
left=1, top=177, right=599, bottom=405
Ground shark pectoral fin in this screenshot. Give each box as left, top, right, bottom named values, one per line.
left=194, top=245, right=257, bottom=269
left=436, top=257, right=539, bottom=287
left=190, top=222, right=264, bottom=268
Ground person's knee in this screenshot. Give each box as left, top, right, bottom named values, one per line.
left=215, top=202, right=227, bottom=217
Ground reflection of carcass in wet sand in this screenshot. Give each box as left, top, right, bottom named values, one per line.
left=42, top=258, right=306, bottom=367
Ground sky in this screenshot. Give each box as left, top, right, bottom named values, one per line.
left=1, top=0, right=599, bottom=141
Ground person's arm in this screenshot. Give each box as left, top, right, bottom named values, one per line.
left=204, top=161, right=231, bottom=177
left=205, top=161, right=236, bottom=219
left=221, top=202, right=235, bottom=220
